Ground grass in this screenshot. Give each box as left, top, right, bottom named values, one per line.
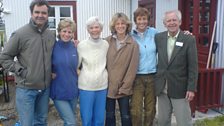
left=194, top=116, right=224, bottom=126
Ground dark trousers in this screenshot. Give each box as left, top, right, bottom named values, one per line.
left=105, top=96, right=132, bottom=126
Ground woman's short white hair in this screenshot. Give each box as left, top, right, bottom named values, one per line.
left=86, top=16, right=104, bottom=29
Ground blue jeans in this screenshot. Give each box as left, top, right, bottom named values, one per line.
left=105, top=96, right=132, bottom=126
left=53, top=98, right=78, bottom=126
left=79, top=89, right=107, bottom=126
left=16, top=87, right=50, bottom=126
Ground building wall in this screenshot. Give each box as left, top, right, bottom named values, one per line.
left=155, top=0, right=178, bottom=32
left=2, top=0, right=180, bottom=42
left=3, top=0, right=31, bottom=40
left=47, top=0, right=77, bottom=1
left=215, top=0, right=224, bottom=105
left=3, top=0, right=138, bottom=41
left=215, top=0, right=224, bottom=68
left=76, top=0, right=132, bottom=40
left=131, top=0, right=138, bottom=28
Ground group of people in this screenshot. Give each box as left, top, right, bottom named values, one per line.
left=0, top=0, right=198, bottom=126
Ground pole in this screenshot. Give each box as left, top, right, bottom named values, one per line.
left=206, top=21, right=216, bottom=69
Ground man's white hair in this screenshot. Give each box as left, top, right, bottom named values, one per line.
left=163, top=10, right=182, bottom=23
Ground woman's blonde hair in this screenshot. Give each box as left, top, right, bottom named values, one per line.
left=57, top=18, right=76, bottom=39
left=109, top=12, right=132, bottom=34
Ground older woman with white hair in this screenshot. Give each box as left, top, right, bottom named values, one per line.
left=77, top=16, right=109, bottom=126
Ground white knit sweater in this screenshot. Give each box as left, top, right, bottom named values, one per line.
left=77, top=37, right=109, bottom=91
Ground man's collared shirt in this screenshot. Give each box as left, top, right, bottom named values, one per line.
left=167, top=31, right=180, bottom=61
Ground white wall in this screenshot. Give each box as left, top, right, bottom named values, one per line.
left=2, top=0, right=138, bottom=41
left=215, top=0, right=224, bottom=106
left=215, top=0, right=224, bottom=68
left=76, top=0, right=132, bottom=41
left=155, top=0, right=178, bottom=32
left=1, top=0, right=181, bottom=41
left=3, top=0, right=31, bottom=40
left=131, top=0, right=138, bottom=29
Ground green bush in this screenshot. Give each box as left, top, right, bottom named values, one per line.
left=194, top=116, right=224, bottom=126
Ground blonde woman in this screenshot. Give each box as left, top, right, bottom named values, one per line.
left=105, top=12, right=139, bottom=126
left=50, top=18, right=78, bottom=126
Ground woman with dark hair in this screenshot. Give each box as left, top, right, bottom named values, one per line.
left=131, top=7, right=158, bottom=126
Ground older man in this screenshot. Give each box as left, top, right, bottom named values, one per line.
left=155, top=10, right=198, bottom=126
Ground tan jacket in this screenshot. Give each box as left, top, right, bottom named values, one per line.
left=106, top=35, right=139, bottom=98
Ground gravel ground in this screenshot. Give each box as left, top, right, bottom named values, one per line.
left=0, top=82, right=18, bottom=126
left=0, top=82, right=122, bottom=126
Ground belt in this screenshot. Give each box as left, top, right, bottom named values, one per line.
left=136, top=73, right=156, bottom=76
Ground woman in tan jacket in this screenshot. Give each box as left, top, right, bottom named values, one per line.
left=105, top=12, right=139, bottom=126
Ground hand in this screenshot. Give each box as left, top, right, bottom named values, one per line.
left=185, top=91, right=195, bottom=101
left=77, top=69, right=81, bottom=75
left=118, top=91, right=124, bottom=95
left=51, top=73, right=56, bottom=79
left=118, top=88, right=123, bottom=95
left=118, top=88, right=127, bottom=95
left=72, top=39, right=79, bottom=47
left=183, top=30, right=193, bottom=35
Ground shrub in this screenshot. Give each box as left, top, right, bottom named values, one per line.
left=194, top=116, right=224, bottom=126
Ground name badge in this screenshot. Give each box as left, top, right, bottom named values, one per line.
left=176, top=42, right=183, bottom=47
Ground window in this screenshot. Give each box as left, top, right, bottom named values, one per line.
left=48, top=6, right=73, bottom=38
left=0, top=18, right=5, bottom=50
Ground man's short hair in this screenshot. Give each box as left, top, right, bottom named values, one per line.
left=30, top=0, right=51, bottom=13
left=163, top=10, right=182, bottom=23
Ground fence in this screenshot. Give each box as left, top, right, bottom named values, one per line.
left=191, top=68, right=224, bottom=117
left=0, top=66, right=9, bottom=102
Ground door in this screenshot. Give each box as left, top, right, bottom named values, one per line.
left=179, top=0, right=217, bottom=68
left=138, top=0, right=156, bottom=27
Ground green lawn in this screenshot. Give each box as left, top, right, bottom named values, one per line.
left=194, top=116, right=224, bottom=126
